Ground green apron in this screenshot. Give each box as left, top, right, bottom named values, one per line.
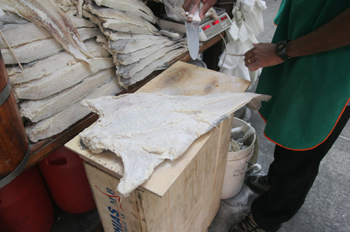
left=256, top=0, right=350, bottom=150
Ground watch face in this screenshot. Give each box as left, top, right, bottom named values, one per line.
left=277, top=43, right=284, bottom=50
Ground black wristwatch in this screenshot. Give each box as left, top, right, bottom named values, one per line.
left=275, top=40, right=291, bottom=60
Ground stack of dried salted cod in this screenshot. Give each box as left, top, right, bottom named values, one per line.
left=0, top=4, right=122, bottom=142
left=79, top=92, right=271, bottom=196
left=0, top=0, right=91, bottom=62
left=82, top=0, right=188, bottom=87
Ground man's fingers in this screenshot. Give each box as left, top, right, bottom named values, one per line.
left=183, top=0, right=191, bottom=12
left=247, top=63, right=260, bottom=71
left=183, top=0, right=200, bottom=14
left=244, top=52, right=254, bottom=63
left=200, top=3, right=212, bottom=19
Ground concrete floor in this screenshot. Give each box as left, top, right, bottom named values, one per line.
left=210, top=0, right=350, bottom=231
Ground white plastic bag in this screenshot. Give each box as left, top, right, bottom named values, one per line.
left=219, top=0, right=265, bottom=84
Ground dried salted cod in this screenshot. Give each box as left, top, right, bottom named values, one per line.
left=0, top=12, right=93, bottom=31
left=54, top=0, right=77, bottom=13
left=83, top=4, right=155, bottom=35
left=68, top=15, right=97, bottom=28
left=0, top=25, right=100, bottom=49
left=102, top=19, right=156, bottom=35
left=0, top=23, right=51, bottom=48
left=8, top=39, right=110, bottom=84
left=77, top=0, right=83, bottom=17
left=121, top=47, right=187, bottom=86
left=76, top=27, right=101, bottom=40
left=3, top=38, right=62, bottom=64
left=14, top=57, right=114, bottom=99
left=8, top=52, right=73, bottom=84
left=84, top=2, right=159, bottom=35
left=0, top=0, right=91, bottom=62
left=92, top=0, right=157, bottom=23
left=26, top=76, right=122, bottom=142
left=1, top=23, right=25, bottom=31
left=118, top=43, right=184, bottom=78
left=116, top=41, right=177, bottom=66
left=20, top=68, right=114, bottom=122
left=0, top=11, right=30, bottom=26
left=82, top=9, right=105, bottom=32
left=107, top=37, right=171, bottom=54
left=79, top=92, right=270, bottom=196
left=104, top=31, right=166, bottom=41
left=2, top=27, right=101, bottom=64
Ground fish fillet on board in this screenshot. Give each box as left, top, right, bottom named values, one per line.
left=0, top=0, right=90, bottom=62
left=14, top=57, right=114, bottom=99
left=26, top=77, right=122, bottom=142
left=20, top=68, right=115, bottom=122
left=92, top=0, right=157, bottom=23
left=79, top=92, right=270, bottom=196
left=8, top=39, right=110, bottom=84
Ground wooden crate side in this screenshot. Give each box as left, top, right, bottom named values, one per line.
left=135, top=191, right=148, bottom=232
left=194, top=127, right=221, bottom=231
left=207, top=116, right=234, bottom=225
left=140, top=190, right=171, bottom=232
left=165, top=126, right=220, bottom=232
left=84, top=163, right=142, bottom=232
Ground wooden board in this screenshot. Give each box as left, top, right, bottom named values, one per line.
left=138, top=61, right=250, bottom=95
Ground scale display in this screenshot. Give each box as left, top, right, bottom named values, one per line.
left=158, top=11, right=233, bottom=42
left=198, top=13, right=232, bottom=41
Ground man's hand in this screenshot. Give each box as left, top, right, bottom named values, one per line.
left=183, top=0, right=217, bottom=20
left=200, top=0, right=217, bottom=19
left=244, top=7, right=350, bottom=72
left=244, top=43, right=284, bottom=71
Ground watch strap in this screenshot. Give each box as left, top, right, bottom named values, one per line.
left=276, top=40, right=291, bottom=60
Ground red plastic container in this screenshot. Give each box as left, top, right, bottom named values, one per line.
left=38, top=147, right=96, bottom=214
left=0, top=166, right=54, bottom=232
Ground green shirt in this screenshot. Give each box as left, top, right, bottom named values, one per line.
left=256, top=0, right=350, bottom=150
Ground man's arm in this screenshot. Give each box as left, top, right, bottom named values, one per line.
left=244, top=7, right=350, bottom=71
